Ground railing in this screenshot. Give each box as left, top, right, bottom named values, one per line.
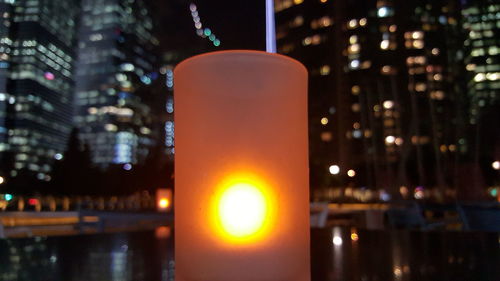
left=0, top=192, right=159, bottom=212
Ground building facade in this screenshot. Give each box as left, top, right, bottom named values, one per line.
left=1, top=0, right=80, bottom=181
left=74, top=0, right=157, bottom=167
left=275, top=0, right=469, bottom=198
left=461, top=0, right=500, bottom=192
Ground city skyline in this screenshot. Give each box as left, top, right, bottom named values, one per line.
left=0, top=0, right=496, bottom=200
left=275, top=0, right=499, bottom=200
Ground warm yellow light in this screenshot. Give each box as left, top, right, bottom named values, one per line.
left=493, top=161, right=500, bottom=170
left=320, top=117, right=329, bottom=125
left=218, top=183, right=267, bottom=238
left=329, top=165, right=340, bottom=175
left=158, top=198, right=170, bottom=209
left=350, top=232, right=359, bottom=241
left=210, top=174, right=275, bottom=245
left=347, top=169, right=356, bottom=177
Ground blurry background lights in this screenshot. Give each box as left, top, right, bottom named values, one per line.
left=157, top=189, right=172, bottom=212
left=123, top=163, right=132, bottom=170
left=158, top=198, right=170, bottom=209
left=383, top=100, right=394, bottom=109
left=4, top=194, right=12, bottom=201
left=329, top=165, right=340, bottom=175
left=350, top=232, right=359, bottom=241
left=377, top=7, right=389, bottom=17
left=492, top=161, right=500, bottom=170
left=44, top=72, right=55, bottom=80
left=0, top=176, right=4, bottom=184
left=385, top=135, right=396, bottom=144
left=414, top=186, right=425, bottom=199
left=332, top=235, right=343, bottom=246
left=347, top=169, right=356, bottom=177
left=320, top=117, right=329, bottom=125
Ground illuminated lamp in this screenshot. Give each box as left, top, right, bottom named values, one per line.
left=174, top=50, right=310, bottom=281
left=156, top=188, right=172, bottom=212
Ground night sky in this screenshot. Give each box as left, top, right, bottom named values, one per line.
left=146, top=0, right=266, bottom=54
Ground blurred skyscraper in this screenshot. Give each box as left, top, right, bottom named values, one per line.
left=74, top=0, right=158, bottom=167
left=461, top=0, right=500, bottom=194
left=275, top=0, right=480, bottom=197
left=0, top=1, right=13, bottom=156
left=0, top=0, right=80, bottom=181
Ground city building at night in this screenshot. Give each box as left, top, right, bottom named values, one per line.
left=0, top=0, right=80, bottom=181
left=461, top=0, right=500, bottom=192
left=275, top=0, right=473, bottom=198
left=74, top=0, right=158, bottom=168
left=0, top=0, right=13, bottom=168
left=275, top=0, right=341, bottom=191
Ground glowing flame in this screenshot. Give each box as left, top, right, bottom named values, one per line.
left=211, top=174, right=275, bottom=245
left=218, top=183, right=267, bottom=238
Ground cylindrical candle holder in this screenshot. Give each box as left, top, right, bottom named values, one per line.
left=174, top=50, right=310, bottom=281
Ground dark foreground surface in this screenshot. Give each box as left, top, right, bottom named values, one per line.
left=0, top=227, right=498, bottom=281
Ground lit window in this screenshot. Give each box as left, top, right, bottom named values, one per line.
left=348, top=44, right=360, bottom=54
left=352, top=130, right=362, bottom=139
left=350, top=60, right=360, bottom=69
left=320, top=65, right=330, bottom=75
left=351, top=85, right=360, bottom=95
left=377, top=7, right=393, bottom=17
left=383, top=100, right=394, bottom=109
left=415, top=83, right=427, bottom=92
left=381, top=65, right=396, bottom=74
left=89, top=33, right=103, bottom=41
left=105, top=124, right=118, bottom=132
left=412, top=40, right=424, bottom=49
left=474, top=73, right=486, bottom=82
left=347, top=19, right=358, bottom=29
left=486, top=72, right=499, bottom=81
left=430, top=91, right=445, bottom=100
left=411, top=31, right=424, bottom=39
left=380, top=40, right=389, bottom=50
left=349, top=35, right=358, bottom=44
left=347, top=169, right=356, bottom=177
left=385, top=135, right=396, bottom=144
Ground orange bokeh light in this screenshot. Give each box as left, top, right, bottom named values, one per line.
left=158, top=198, right=170, bottom=209
left=209, top=173, right=277, bottom=246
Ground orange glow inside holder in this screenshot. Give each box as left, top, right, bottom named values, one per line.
left=209, top=172, right=277, bottom=246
